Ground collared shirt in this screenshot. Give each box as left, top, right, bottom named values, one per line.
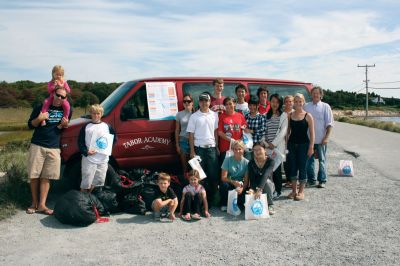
left=186, top=109, right=218, bottom=147
left=245, top=113, right=266, bottom=144
left=304, top=100, right=334, bottom=144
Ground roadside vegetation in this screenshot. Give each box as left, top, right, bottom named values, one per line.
left=337, top=116, right=400, bottom=133
left=0, top=140, right=30, bottom=220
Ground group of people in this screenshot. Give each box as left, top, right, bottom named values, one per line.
left=175, top=78, right=334, bottom=221
left=25, top=67, right=333, bottom=222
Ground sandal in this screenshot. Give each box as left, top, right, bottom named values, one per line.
left=191, top=213, right=201, bottom=220
left=36, top=208, right=54, bottom=215
left=287, top=192, right=297, bottom=199
left=26, top=207, right=36, bottom=214
left=182, top=213, right=191, bottom=221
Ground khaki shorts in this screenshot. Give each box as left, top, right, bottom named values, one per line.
left=28, top=144, right=61, bottom=180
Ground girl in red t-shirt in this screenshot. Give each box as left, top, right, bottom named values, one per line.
left=218, top=97, right=248, bottom=164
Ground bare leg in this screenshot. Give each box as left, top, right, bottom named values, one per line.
left=37, top=178, right=53, bottom=214
left=27, top=179, right=40, bottom=213
left=179, top=152, right=188, bottom=174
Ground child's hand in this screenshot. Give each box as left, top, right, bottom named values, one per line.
left=39, top=112, right=49, bottom=121
left=88, top=150, right=96, bottom=155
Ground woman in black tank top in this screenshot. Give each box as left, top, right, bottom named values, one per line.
left=286, top=93, right=315, bottom=201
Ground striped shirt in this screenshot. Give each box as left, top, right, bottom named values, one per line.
left=245, top=113, right=266, bottom=144
left=265, top=115, right=280, bottom=143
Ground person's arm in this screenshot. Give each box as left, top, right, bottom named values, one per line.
left=175, top=119, right=181, bottom=154
left=306, top=113, right=315, bottom=157
left=28, top=105, right=48, bottom=128
left=243, top=171, right=249, bottom=190
left=214, top=129, right=220, bottom=155
left=257, top=159, right=275, bottom=192
left=201, top=190, right=210, bottom=217
left=271, top=112, right=288, bottom=148
left=189, top=132, right=196, bottom=158
left=179, top=191, right=186, bottom=216
left=63, top=81, right=71, bottom=94
left=78, top=125, right=89, bottom=156
left=322, top=106, right=334, bottom=144
left=108, top=124, right=117, bottom=145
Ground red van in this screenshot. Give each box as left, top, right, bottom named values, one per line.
left=60, top=77, right=312, bottom=182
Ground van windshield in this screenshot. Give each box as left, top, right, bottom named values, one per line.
left=101, top=81, right=138, bottom=117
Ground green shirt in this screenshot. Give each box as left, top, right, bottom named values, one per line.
left=221, top=156, right=249, bottom=182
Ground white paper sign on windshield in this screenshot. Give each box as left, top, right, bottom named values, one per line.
left=145, top=82, right=178, bottom=120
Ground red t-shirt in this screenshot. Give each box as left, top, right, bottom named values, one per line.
left=218, top=112, right=247, bottom=152
left=210, top=96, right=226, bottom=114
left=258, top=101, right=271, bottom=115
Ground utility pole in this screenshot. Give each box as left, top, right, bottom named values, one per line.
left=357, top=64, right=375, bottom=117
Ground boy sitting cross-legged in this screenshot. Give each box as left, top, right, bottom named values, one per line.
left=151, top=173, right=178, bottom=221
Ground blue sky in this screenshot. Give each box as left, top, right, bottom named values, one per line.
left=1, top=0, right=400, bottom=98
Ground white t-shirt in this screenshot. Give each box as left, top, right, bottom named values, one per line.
left=236, top=102, right=249, bottom=115
left=186, top=109, right=218, bottom=147
left=85, top=122, right=111, bottom=164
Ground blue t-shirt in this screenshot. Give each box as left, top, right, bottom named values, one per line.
left=221, top=156, right=249, bottom=181
left=28, top=104, right=72, bottom=148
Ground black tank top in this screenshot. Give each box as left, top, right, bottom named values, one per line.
left=289, top=113, right=309, bottom=144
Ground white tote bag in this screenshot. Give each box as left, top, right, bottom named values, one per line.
left=338, top=160, right=354, bottom=177
left=245, top=193, right=269, bottom=220
left=227, top=189, right=241, bottom=216
left=242, top=132, right=253, bottom=150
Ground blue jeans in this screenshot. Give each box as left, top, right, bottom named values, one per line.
left=194, top=146, right=219, bottom=204
left=307, top=144, right=328, bottom=183
left=287, top=142, right=309, bottom=184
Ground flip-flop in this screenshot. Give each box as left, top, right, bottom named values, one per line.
left=36, top=208, right=54, bottom=215
left=191, top=213, right=201, bottom=220
left=26, top=207, right=36, bottom=214
left=182, top=213, right=191, bottom=221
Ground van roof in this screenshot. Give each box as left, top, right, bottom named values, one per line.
left=134, top=77, right=312, bottom=85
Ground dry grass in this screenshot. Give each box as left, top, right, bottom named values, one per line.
left=0, top=107, right=87, bottom=131
left=337, top=116, right=400, bottom=133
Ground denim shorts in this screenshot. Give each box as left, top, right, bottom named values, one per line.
left=179, top=138, right=190, bottom=154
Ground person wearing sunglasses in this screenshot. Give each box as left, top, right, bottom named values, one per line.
left=175, top=93, right=194, bottom=174
left=26, top=85, right=71, bottom=215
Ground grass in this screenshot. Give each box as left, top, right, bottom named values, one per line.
left=0, top=107, right=87, bottom=131
left=337, top=116, right=400, bottom=133
left=0, top=140, right=31, bottom=220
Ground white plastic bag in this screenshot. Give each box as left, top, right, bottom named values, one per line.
left=242, top=132, right=253, bottom=150
left=188, top=156, right=207, bottom=179
left=266, top=148, right=284, bottom=171
left=227, top=189, right=241, bottom=216
left=245, top=193, right=269, bottom=220
left=338, top=160, right=354, bottom=177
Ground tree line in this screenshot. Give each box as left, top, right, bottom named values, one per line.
left=0, top=80, right=399, bottom=109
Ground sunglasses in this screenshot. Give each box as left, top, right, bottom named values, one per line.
left=55, top=93, right=67, bottom=100
left=183, top=100, right=192, bottom=103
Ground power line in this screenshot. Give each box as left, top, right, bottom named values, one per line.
left=370, top=81, right=400, bottom=84
left=370, top=87, right=400, bottom=90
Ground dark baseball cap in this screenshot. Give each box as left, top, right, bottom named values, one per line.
left=199, top=93, right=211, bottom=101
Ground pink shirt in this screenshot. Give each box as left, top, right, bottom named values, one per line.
left=48, top=80, right=71, bottom=94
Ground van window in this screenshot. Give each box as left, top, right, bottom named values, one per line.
left=248, top=84, right=311, bottom=102
left=183, top=82, right=240, bottom=108
left=120, top=85, right=149, bottom=120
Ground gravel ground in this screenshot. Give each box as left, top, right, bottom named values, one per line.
left=1, top=140, right=399, bottom=266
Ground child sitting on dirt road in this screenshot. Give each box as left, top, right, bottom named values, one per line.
left=151, top=173, right=178, bottom=221
left=179, top=170, right=210, bottom=221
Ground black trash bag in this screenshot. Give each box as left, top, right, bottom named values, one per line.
left=106, top=165, right=138, bottom=195
left=119, top=193, right=147, bottom=215
left=54, top=190, right=106, bottom=227
left=92, top=188, right=119, bottom=214
left=139, top=183, right=159, bottom=211
left=128, top=168, right=152, bottom=181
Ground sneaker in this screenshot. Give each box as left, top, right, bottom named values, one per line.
left=268, top=205, right=275, bottom=215
left=220, top=206, right=227, bottom=212
left=306, top=181, right=316, bottom=187
left=317, top=182, right=326, bottom=188
left=154, top=212, right=161, bottom=221
left=272, top=191, right=281, bottom=200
